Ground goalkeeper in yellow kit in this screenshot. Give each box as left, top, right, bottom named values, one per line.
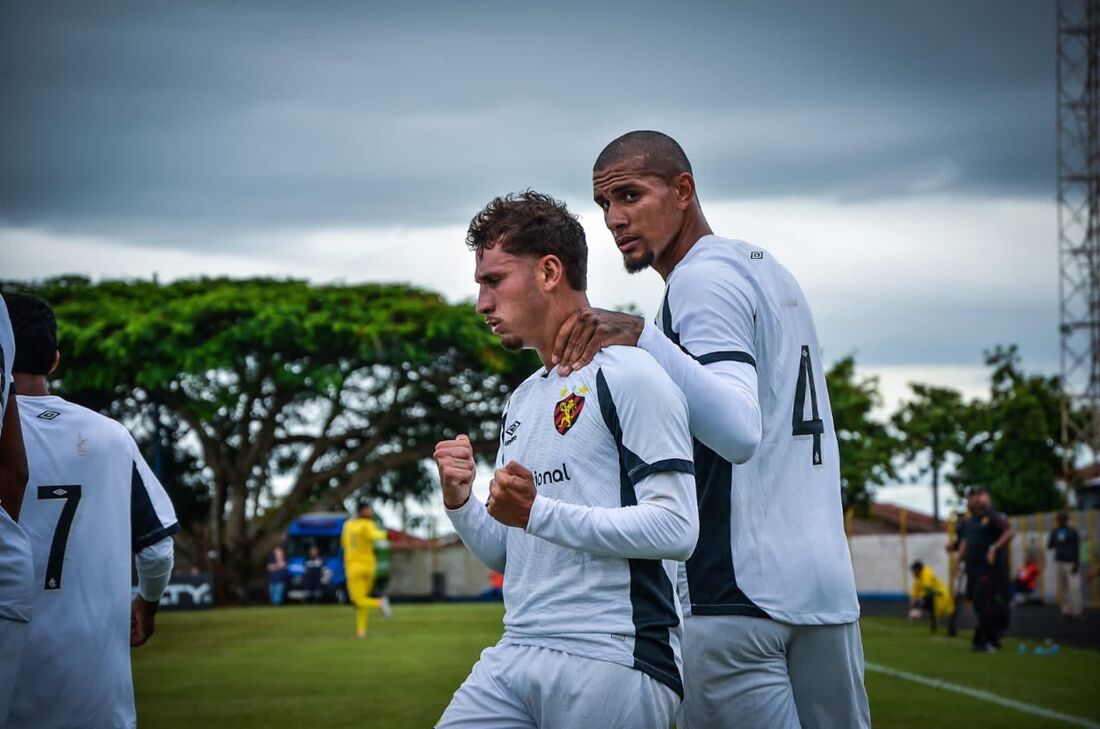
left=341, top=502, right=392, bottom=638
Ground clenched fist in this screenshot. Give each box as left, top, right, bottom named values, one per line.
left=434, top=434, right=476, bottom=509
left=488, top=461, right=537, bottom=529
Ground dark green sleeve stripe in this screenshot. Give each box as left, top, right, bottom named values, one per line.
left=697, top=351, right=757, bottom=368
left=627, top=459, right=694, bottom=484
left=131, top=460, right=178, bottom=551
left=134, top=522, right=181, bottom=551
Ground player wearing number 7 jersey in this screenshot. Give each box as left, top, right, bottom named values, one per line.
left=553, top=131, right=869, bottom=728
left=5, top=293, right=179, bottom=729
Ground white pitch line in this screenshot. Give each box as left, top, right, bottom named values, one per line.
left=865, top=662, right=1100, bottom=729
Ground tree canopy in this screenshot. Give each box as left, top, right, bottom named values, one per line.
left=825, top=356, right=898, bottom=511
left=950, top=346, right=1064, bottom=515
left=4, top=276, right=538, bottom=597
left=891, top=384, right=968, bottom=525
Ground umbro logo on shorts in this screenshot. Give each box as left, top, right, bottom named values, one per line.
left=37, top=410, right=61, bottom=420
left=750, top=250, right=764, bottom=260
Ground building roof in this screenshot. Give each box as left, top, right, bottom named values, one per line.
left=849, top=502, right=946, bottom=535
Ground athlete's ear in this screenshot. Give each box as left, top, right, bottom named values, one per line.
left=49, top=350, right=60, bottom=376
left=673, top=172, right=696, bottom=210
left=539, top=255, right=565, bottom=292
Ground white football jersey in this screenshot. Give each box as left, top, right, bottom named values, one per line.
left=450, top=347, right=696, bottom=697
left=0, top=298, right=34, bottom=626
left=0, top=298, right=11, bottom=420
left=8, top=395, right=179, bottom=729
left=654, top=235, right=859, bottom=625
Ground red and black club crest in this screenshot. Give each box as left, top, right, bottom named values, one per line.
left=554, top=392, right=585, bottom=435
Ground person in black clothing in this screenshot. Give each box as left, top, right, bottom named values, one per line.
left=957, top=487, right=1014, bottom=652
left=304, top=545, right=324, bottom=605
left=1048, top=512, right=1083, bottom=619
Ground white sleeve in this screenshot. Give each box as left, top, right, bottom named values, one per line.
left=445, top=493, right=508, bottom=574
left=526, top=470, right=698, bottom=560
left=527, top=351, right=698, bottom=560
left=135, top=536, right=174, bottom=602
left=640, top=263, right=762, bottom=464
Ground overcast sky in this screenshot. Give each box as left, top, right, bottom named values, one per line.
left=1, top=0, right=1057, bottom=412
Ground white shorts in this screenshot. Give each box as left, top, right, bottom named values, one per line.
left=437, top=642, right=680, bottom=729
left=678, top=615, right=870, bottom=729
left=0, top=616, right=29, bottom=727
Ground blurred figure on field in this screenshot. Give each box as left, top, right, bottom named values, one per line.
left=908, top=560, right=954, bottom=632
left=267, top=545, right=289, bottom=606
left=1012, top=549, right=1040, bottom=606
left=1048, top=512, right=1083, bottom=620
left=341, top=501, right=392, bottom=638
left=483, top=570, right=504, bottom=600
left=304, top=545, right=324, bottom=604
left=957, top=487, right=1013, bottom=652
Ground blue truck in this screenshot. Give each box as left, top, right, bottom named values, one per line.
left=284, top=512, right=391, bottom=603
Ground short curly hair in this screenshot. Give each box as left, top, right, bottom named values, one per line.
left=465, top=191, right=587, bottom=291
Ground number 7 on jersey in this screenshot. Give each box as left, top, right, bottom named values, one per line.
left=38, top=484, right=82, bottom=590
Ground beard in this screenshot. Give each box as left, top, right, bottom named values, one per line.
left=499, top=333, right=524, bottom=351
left=623, top=249, right=655, bottom=274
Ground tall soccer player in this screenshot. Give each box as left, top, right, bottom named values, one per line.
left=0, top=295, right=33, bottom=728
left=341, top=501, right=391, bottom=638
left=433, top=192, right=698, bottom=729
left=552, top=131, right=871, bottom=728
left=5, top=293, right=179, bottom=729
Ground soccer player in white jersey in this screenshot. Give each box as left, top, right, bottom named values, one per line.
left=433, top=191, right=699, bottom=729
left=0, top=295, right=33, bottom=728
left=552, top=131, right=871, bottom=728
left=4, top=293, right=179, bottom=729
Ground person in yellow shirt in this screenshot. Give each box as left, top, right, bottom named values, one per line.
left=341, top=502, right=392, bottom=638
left=909, top=560, right=954, bottom=632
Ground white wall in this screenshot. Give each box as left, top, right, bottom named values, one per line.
left=849, top=509, right=1099, bottom=608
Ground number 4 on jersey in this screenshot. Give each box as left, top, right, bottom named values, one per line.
left=791, top=345, right=824, bottom=465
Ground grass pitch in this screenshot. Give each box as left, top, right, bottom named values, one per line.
left=133, top=603, right=1099, bottom=728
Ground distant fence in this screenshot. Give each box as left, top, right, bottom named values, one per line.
left=387, top=541, right=494, bottom=599
left=848, top=509, right=1100, bottom=609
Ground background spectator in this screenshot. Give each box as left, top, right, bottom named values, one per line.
left=267, top=546, right=289, bottom=606
left=1048, top=512, right=1083, bottom=620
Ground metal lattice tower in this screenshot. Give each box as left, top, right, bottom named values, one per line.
left=1058, top=0, right=1100, bottom=473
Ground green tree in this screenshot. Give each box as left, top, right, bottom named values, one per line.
left=950, top=346, right=1064, bottom=514
left=3, top=277, right=537, bottom=599
left=891, top=384, right=967, bottom=526
left=825, top=356, right=898, bottom=511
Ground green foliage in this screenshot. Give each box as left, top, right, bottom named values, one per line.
left=891, top=384, right=968, bottom=523
left=950, top=346, right=1064, bottom=515
left=2, top=277, right=538, bottom=594
left=825, top=356, right=898, bottom=511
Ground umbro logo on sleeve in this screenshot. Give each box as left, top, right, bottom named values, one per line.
left=37, top=410, right=61, bottom=420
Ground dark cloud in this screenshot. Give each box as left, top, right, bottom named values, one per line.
left=0, top=0, right=1054, bottom=240
left=818, top=297, right=1058, bottom=371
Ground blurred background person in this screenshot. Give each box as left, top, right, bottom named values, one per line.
left=304, top=545, right=324, bottom=605
left=1012, top=549, right=1040, bottom=606
left=1048, top=512, right=1083, bottom=620
left=267, top=545, right=289, bottom=606
left=341, top=501, right=391, bottom=638
left=958, top=487, right=1014, bottom=652
left=908, top=560, right=954, bottom=632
